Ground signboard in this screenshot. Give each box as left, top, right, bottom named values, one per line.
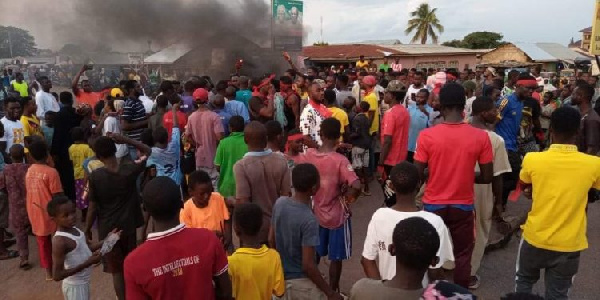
left=590, top=0, right=600, bottom=55
left=272, top=0, right=303, bottom=52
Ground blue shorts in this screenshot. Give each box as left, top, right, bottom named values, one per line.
left=317, top=218, right=351, bottom=261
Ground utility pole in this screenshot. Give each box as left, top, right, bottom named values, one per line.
left=320, top=16, right=324, bottom=43
left=8, top=29, right=13, bottom=58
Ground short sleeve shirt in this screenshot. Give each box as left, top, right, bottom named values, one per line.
left=69, top=144, right=95, bottom=180
left=214, top=132, right=248, bottom=197
left=1, top=117, right=24, bottom=150
left=121, top=97, right=148, bottom=141
left=299, top=104, right=325, bottom=146
left=329, top=107, right=349, bottom=134
left=364, top=92, right=379, bottom=134
left=20, top=115, right=43, bottom=138
left=495, top=94, right=523, bottom=152
left=180, top=193, right=230, bottom=232
left=381, top=104, right=410, bottom=165
left=228, top=245, right=285, bottom=300
left=407, top=104, right=433, bottom=152
left=25, top=164, right=63, bottom=236
left=147, top=128, right=182, bottom=185
left=185, top=110, right=224, bottom=169
left=578, top=109, right=600, bottom=153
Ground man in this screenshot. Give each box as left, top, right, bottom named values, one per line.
left=300, top=82, right=331, bottom=146
left=71, top=65, right=103, bottom=108
left=120, top=80, right=148, bottom=160
left=502, top=70, right=520, bottom=97
left=86, top=135, right=151, bottom=300
left=9, top=72, right=29, bottom=97
left=361, top=76, right=379, bottom=136
left=334, top=75, right=353, bottom=107
left=278, top=76, right=301, bottom=131
left=404, top=71, right=425, bottom=107
left=125, top=177, right=232, bottom=299
left=495, top=73, right=536, bottom=207
left=516, top=107, right=600, bottom=299
left=571, top=83, right=600, bottom=155
left=224, top=86, right=250, bottom=123
left=213, top=95, right=232, bottom=136
left=236, top=76, right=252, bottom=109
left=0, top=96, right=24, bottom=155
left=463, top=81, right=477, bottom=121
left=249, top=78, right=275, bottom=123
left=356, top=56, right=369, bottom=70
left=325, top=75, right=336, bottom=90
left=390, top=58, right=402, bottom=73
left=34, top=76, right=60, bottom=124
left=186, top=88, right=224, bottom=189
left=379, top=81, right=409, bottom=175
left=180, top=80, right=196, bottom=115
left=378, top=58, right=391, bottom=73
left=414, top=83, right=494, bottom=288
left=234, top=121, right=291, bottom=243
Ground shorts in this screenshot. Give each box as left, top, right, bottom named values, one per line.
left=0, top=191, right=8, bottom=228
left=102, top=232, right=137, bottom=274
left=351, top=148, right=369, bottom=169
left=276, top=278, right=326, bottom=300
left=317, top=218, right=351, bottom=261
left=62, top=282, right=90, bottom=300
left=75, top=179, right=88, bottom=210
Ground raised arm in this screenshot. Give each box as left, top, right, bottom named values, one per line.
left=72, top=65, right=89, bottom=95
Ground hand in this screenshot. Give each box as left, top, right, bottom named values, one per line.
left=523, top=186, right=532, bottom=199
left=282, top=52, right=291, bottom=62
left=109, top=133, right=128, bottom=144
left=88, top=251, right=102, bottom=265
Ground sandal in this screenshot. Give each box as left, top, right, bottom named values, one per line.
left=19, top=260, right=32, bottom=270
left=0, top=249, right=18, bottom=260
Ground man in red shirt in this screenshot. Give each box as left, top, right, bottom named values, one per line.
left=160, top=81, right=188, bottom=138
left=413, top=83, right=494, bottom=288
left=379, top=80, right=410, bottom=174
left=125, top=177, right=232, bottom=300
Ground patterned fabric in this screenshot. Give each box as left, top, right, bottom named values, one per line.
left=274, top=93, right=288, bottom=128
left=3, top=164, right=30, bottom=229
left=421, top=280, right=476, bottom=299
left=75, top=179, right=87, bottom=210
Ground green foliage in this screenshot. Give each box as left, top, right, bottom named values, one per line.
left=405, top=3, right=444, bottom=44
left=443, top=31, right=505, bottom=49
left=0, top=26, right=37, bottom=58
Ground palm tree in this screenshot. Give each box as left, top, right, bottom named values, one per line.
left=405, top=3, right=444, bottom=44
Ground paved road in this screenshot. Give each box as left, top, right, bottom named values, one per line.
left=2, top=181, right=600, bottom=299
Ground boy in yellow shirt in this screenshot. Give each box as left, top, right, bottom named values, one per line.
left=68, top=127, right=95, bottom=221
left=228, top=203, right=285, bottom=300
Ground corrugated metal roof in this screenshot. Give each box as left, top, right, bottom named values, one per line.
left=145, top=44, right=193, bottom=64
left=380, top=44, right=483, bottom=55
left=358, top=39, right=402, bottom=45
left=302, top=44, right=400, bottom=61
left=580, top=26, right=592, bottom=33
left=512, top=42, right=556, bottom=61
left=536, top=43, right=587, bottom=63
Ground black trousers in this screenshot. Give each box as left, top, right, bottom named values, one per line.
left=502, top=150, right=521, bottom=206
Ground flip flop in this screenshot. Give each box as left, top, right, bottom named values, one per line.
left=19, top=261, right=32, bottom=270
left=0, top=249, right=18, bottom=260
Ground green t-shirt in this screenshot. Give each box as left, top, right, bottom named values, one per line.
left=378, top=64, right=391, bottom=72
left=214, top=132, right=248, bottom=197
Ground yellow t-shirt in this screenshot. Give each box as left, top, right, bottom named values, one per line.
left=329, top=107, right=349, bottom=134
left=228, top=245, right=285, bottom=300
left=68, top=143, right=95, bottom=180
left=20, top=115, right=43, bottom=137
left=520, top=144, right=600, bottom=252
left=11, top=81, right=28, bottom=97
left=356, top=60, right=369, bottom=69
left=180, top=192, right=230, bottom=232
left=364, top=92, right=379, bottom=134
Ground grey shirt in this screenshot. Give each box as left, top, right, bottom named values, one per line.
left=272, top=196, right=319, bottom=280
left=351, top=113, right=372, bottom=149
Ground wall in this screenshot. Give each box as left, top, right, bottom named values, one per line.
left=481, top=44, right=530, bottom=65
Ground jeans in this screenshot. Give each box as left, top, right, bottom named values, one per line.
left=516, top=239, right=580, bottom=300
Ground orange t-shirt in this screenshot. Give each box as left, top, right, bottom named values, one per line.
left=25, top=164, right=63, bottom=236
left=75, top=90, right=103, bottom=108
left=180, top=192, right=230, bottom=232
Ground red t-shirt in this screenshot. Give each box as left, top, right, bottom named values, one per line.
left=74, top=90, right=103, bottom=108
left=381, top=104, right=410, bottom=165
left=124, top=225, right=228, bottom=300
left=163, top=111, right=188, bottom=139
left=414, top=123, right=493, bottom=205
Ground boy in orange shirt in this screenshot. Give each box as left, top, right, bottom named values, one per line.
left=180, top=170, right=231, bottom=250
left=26, top=139, right=64, bottom=280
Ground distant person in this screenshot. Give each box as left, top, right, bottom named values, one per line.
left=10, top=72, right=29, bottom=97
left=213, top=95, right=233, bottom=136
left=225, top=86, right=250, bottom=123
left=349, top=101, right=372, bottom=195
left=1, top=96, right=25, bottom=154
left=379, top=81, right=410, bottom=182
left=71, top=65, right=103, bottom=108
left=120, top=80, right=148, bottom=161
left=21, top=96, right=43, bottom=141
left=147, top=103, right=183, bottom=186
left=236, top=76, right=252, bottom=109
left=35, top=76, right=60, bottom=125
left=68, top=127, right=95, bottom=221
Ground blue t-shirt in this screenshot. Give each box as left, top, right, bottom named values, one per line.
left=272, top=196, right=320, bottom=280
left=146, top=128, right=182, bottom=185
left=495, top=93, right=523, bottom=152
left=407, top=104, right=433, bottom=152
left=235, top=89, right=252, bottom=109
left=42, top=126, right=54, bottom=149
left=215, top=109, right=233, bottom=136
left=225, top=100, right=250, bottom=123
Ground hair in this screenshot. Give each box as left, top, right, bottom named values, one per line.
left=292, top=163, right=320, bottom=192
left=320, top=118, right=341, bottom=140
left=9, top=144, right=25, bottom=162
left=577, top=82, right=595, bottom=102
left=142, top=177, right=183, bottom=222
left=393, top=217, right=440, bottom=270
left=414, top=71, right=424, bottom=78
left=472, top=96, right=495, bottom=115
left=550, top=107, right=581, bottom=139
left=324, top=89, right=337, bottom=106
left=229, top=116, right=245, bottom=132
left=439, top=82, right=466, bottom=109
left=517, top=72, right=536, bottom=81
left=156, top=95, right=169, bottom=109
left=60, top=91, right=74, bottom=105
left=183, top=80, right=195, bottom=92
left=389, top=162, right=420, bottom=195
left=28, top=139, right=49, bottom=161
left=188, top=170, right=212, bottom=189
left=507, top=70, right=520, bottom=79
left=20, top=96, right=34, bottom=108
left=159, top=80, right=173, bottom=94
left=233, top=203, right=263, bottom=237
left=47, top=196, right=71, bottom=218
left=265, top=120, right=282, bottom=142
left=359, top=101, right=370, bottom=112
left=390, top=91, right=407, bottom=102
left=279, top=76, right=293, bottom=85
left=152, top=127, right=168, bottom=145
left=358, top=71, right=369, bottom=77
left=124, top=80, right=138, bottom=93
left=244, top=121, right=268, bottom=148
left=215, top=80, right=228, bottom=92
left=4, top=95, right=20, bottom=107
left=70, top=127, right=85, bottom=142
left=337, top=74, right=349, bottom=85
left=418, top=88, right=430, bottom=99
left=94, top=136, right=117, bottom=159
left=501, top=292, right=545, bottom=300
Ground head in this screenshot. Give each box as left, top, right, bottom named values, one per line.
left=507, top=70, right=520, bottom=85
left=9, top=144, right=24, bottom=163
left=188, top=170, right=214, bottom=208
left=416, top=89, right=430, bottom=105
left=4, top=96, right=22, bottom=121
left=229, top=116, right=245, bottom=133
left=156, top=95, right=169, bottom=111
left=389, top=217, right=440, bottom=274
left=383, top=80, right=407, bottom=105
left=550, top=107, right=581, bottom=143
left=60, top=91, right=74, bottom=106
left=336, top=74, right=349, bottom=90
left=193, top=88, right=209, bottom=104
left=94, top=136, right=117, bottom=160
left=515, top=73, right=537, bottom=99
left=142, top=177, right=183, bottom=223
left=279, top=76, right=294, bottom=93
left=15, top=72, right=24, bottom=82
left=172, top=81, right=182, bottom=94
left=292, top=163, right=320, bottom=195
left=343, top=96, right=356, bottom=110
left=472, top=96, right=497, bottom=124
left=309, top=82, right=325, bottom=104
left=319, top=117, right=341, bottom=142
left=412, top=71, right=424, bottom=86
left=389, top=162, right=421, bottom=197
left=325, top=75, right=336, bottom=90
left=359, top=55, right=365, bottom=62
left=47, top=196, right=76, bottom=229
left=125, top=80, right=143, bottom=98
left=152, top=127, right=168, bottom=146
left=39, top=76, right=52, bottom=91
left=70, top=127, right=85, bottom=143
left=462, top=80, right=476, bottom=96
left=238, top=76, right=249, bottom=89
left=266, top=120, right=283, bottom=145
left=81, top=79, right=92, bottom=93
left=225, top=86, right=236, bottom=100
left=358, top=101, right=370, bottom=113
left=21, top=96, right=36, bottom=116
left=307, top=67, right=318, bottom=77
left=213, top=94, right=225, bottom=109
left=28, top=139, right=49, bottom=163
left=233, top=203, right=263, bottom=239
left=324, top=89, right=337, bottom=107
left=571, top=83, right=594, bottom=106
left=362, top=75, right=377, bottom=90
left=286, top=129, right=304, bottom=154
left=439, top=82, right=466, bottom=112
left=244, top=121, right=268, bottom=149
left=159, top=80, right=175, bottom=97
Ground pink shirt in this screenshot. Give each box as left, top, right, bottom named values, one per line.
left=414, top=123, right=493, bottom=205
left=381, top=104, right=410, bottom=166
left=297, top=149, right=359, bottom=229
left=185, top=110, right=224, bottom=169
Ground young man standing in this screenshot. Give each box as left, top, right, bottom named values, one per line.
left=300, top=82, right=331, bottom=146
left=379, top=81, right=410, bottom=174
left=72, top=65, right=103, bottom=108
left=404, top=71, right=425, bottom=107
left=34, top=76, right=60, bottom=125
left=120, top=80, right=148, bottom=161
left=516, top=107, right=600, bottom=299
left=414, top=83, right=494, bottom=288
left=571, top=83, right=600, bottom=155
left=0, top=96, right=25, bottom=154
left=21, top=97, right=43, bottom=140
left=214, top=116, right=248, bottom=198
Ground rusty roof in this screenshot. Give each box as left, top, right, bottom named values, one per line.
left=302, top=44, right=399, bottom=61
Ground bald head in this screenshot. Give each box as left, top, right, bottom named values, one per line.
left=244, top=121, right=268, bottom=149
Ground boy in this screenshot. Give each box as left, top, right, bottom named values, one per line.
left=271, top=163, right=342, bottom=300
left=349, top=101, right=372, bottom=195
left=21, top=96, right=43, bottom=139
left=228, top=203, right=285, bottom=300
left=26, top=139, right=64, bottom=279
left=180, top=170, right=231, bottom=249
left=214, top=116, right=248, bottom=198
left=69, top=127, right=95, bottom=221
left=516, top=107, right=600, bottom=299
left=42, top=111, right=55, bottom=149
left=125, top=177, right=232, bottom=299
left=295, top=118, right=361, bottom=293
left=351, top=217, right=474, bottom=299
left=49, top=196, right=103, bottom=300
left=361, top=162, right=454, bottom=285
left=146, top=103, right=183, bottom=186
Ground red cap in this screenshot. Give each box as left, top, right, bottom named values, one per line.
left=193, top=88, right=209, bottom=102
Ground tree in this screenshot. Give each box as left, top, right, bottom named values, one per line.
left=442, top=39, right=464, bottom=48
left=461, top=31, right=504, bottom=49
left=405, top=3, right=444, bottom=44
left=0, top=26, right=37, bottom=58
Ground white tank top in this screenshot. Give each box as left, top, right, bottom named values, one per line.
left=54, top=228, right=93, bottom=285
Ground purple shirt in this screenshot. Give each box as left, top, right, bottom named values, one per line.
left=180, top=95, right=195, bottom=114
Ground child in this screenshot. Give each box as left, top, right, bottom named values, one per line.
left=147, top=102, right=182, bottom=186
left=69, top=127, right=95, bottom=221
left=271, top=163, right=342, bottom=300
left=48, top=196, right=102, bottom=300
left=101, top=99, right=128, bottom=163
left=180, top=170, right=232, bottom=249
left=20, top=96, right=43, bottom=139
left=228, top=203, right=285, bottom=300
left=42, top=111, right=55, bottom=149
left=350, top=101, right=372, bottom=196
left=214, top=116, right=248, bottom=198
left=2, top=145, right=31, bottom=268
left=26, top=139, right=64, bottom=280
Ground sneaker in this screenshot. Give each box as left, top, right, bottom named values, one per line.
left=469, top=275, right=480, bottom=290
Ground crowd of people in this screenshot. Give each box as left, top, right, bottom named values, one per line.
left=0, top=52, right=598, bottom=300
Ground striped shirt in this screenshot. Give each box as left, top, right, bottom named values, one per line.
left=121, top=97, right=147, bottom=141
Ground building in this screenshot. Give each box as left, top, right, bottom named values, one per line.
left=480, top=42, right=590, bottom=72
left=580, top=26, right=592, bottom=52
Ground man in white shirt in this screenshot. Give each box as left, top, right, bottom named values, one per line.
left=404, top=71, right=425, bottom=107
left=35, top=76, right=60, bottom=123
left=0, top=96, right=25, bottom=154
left=361, top=162, right=454, bottom=286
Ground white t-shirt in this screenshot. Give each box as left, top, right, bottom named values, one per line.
left=404, top=84, right=424, bottom=107
left=103, top=116, right=128, bottom=158
left=35, top=91, right=60, bottom=119
left=463, top=96, right=477, bottom=122
left=0, top=117, right=25, bottom=150
left=139, top=96, right=154, bottom=114
left=362, top=208, right=454, bottom=285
